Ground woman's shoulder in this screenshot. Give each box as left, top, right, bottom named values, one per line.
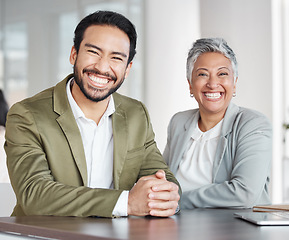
left=170, top=109, right=199, bottom=123
left=167, top=109, right=199, bottom=134
left=226, top=103, right=272, bottom=135
left=236, top=106, right=270, bottom=125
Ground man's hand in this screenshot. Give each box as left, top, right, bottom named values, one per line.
left=127, top=170, right=180, bottom=217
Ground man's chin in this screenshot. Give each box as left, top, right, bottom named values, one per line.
left=84, top=90, right=113, bottom=103
left=85, top=94, right=110, bottom=103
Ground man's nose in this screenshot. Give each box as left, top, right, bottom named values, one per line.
left=94, top=57, right=111, bottom=72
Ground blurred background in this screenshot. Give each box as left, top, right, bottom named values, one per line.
left=0, top=0, right=288, bottom=207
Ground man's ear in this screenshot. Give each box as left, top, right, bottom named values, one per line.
left=124, top=61, right=133, bottom=78
left=69, top=46, right=77, bottom=65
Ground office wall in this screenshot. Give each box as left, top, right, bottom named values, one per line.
left=199, top=0, right=272, bottom=120
left=1, top=0, right=275, bottom=153
left=144, top=0, right=273, bottom=149
left=144, top=0, right=288, bottom=203
left=198, top=0, right=284, bottom=203
left=144, top=0, right=200, bottom=152
left=144, top=0, right=284, bottom=203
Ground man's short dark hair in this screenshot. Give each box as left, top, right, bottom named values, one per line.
left=73, top=10, right=137, bottom=64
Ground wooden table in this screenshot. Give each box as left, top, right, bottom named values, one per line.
left=0, top=209, right=289, bottom=240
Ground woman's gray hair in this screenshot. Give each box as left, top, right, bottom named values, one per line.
left=186, top=38, right=238, bottom=83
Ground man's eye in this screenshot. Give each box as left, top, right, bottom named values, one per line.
left=112, top=57, right=123, bottom=61
left=88, top=50, right=98, bottom=55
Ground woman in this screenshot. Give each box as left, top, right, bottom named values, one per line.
left=163, top=38, right=271, bottom=209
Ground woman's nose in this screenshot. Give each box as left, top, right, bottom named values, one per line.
left=206, top=76, right=219, bottom=88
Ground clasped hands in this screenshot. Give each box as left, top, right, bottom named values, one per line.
left=127, top=170, right=180, bottom=217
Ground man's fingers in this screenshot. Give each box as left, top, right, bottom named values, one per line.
left=148, top=199, right=178, bottom=210
left=139, top=178, right=168, bottom=187
left=148, top=190, right=180, bottom=202
left=140, top=170, right=166, bottom=181
left=155, top=170, right=166, bottom=180
left=151, top=182, right=179, bottom=192
left=141, top=175, right=158, bottom=181
left=149, top=208, right=177, bottom=217
left=128, top=176, right=175, bottom=216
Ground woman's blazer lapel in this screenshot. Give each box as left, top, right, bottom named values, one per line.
left=169, top=113, right=198, bottom=174
left=212, top=102, right=239, bottom=180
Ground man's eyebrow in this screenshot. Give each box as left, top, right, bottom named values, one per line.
left=84, top=43, right=128, bottom=58
left=85, top=43, right=102, bottom=51
left=112, top=51, right=128, bottom=58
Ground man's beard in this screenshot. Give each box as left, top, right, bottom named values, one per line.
left=73, top=63, right=125, bottom=102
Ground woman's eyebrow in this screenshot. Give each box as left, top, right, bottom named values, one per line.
left=196, top=67, right=208, bottom=71
left=218, top=66, right=230, bottom=70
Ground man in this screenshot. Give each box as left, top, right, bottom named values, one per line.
left=4, top=11, right=180, bottom=218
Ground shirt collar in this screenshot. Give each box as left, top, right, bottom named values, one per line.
left=191, top=111, right=223, bottom=141
left=66, top=78, right=115, bottom=120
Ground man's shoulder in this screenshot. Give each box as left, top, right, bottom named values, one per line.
left=10, top=87, right=54, bottom=113
left=25, top=87, right=54, bottom=104
left=11, top=77, right=68, bottom=111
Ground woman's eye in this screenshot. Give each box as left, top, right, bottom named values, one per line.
left=198, top=73, right=207, bottom=77
left=219, top=72, right=228, bottom=76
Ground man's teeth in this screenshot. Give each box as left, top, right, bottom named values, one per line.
left=205, top=92, right=221, bottom=99
left=88, top=75, right=109, bottom=84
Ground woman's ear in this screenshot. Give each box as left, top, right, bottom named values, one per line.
left=233, top=77, right=238, bottom=94
left=187, top=78, right=193, bottom=94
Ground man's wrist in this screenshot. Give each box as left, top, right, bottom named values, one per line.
left=112, top=191, right=129, bottom=217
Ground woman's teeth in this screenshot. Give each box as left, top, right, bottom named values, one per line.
left=205, top=92, right=221, bottom=99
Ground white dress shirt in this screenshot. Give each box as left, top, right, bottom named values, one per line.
left=176, top=113, right=223, bottom=192
left=66, top=78, right=128, bottom=216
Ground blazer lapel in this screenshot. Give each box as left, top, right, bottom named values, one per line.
left=170, top=113, right=197, bottom=174
left=53, top=75, right=88, bottom=186
left=212, top=136, right=227, bottom=180
left=212, top=102, right=239, bottom=180
left=111, top=94, right=128, bottom=190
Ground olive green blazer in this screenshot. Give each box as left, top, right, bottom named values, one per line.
left=5, top=75, right=179, bottom=217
